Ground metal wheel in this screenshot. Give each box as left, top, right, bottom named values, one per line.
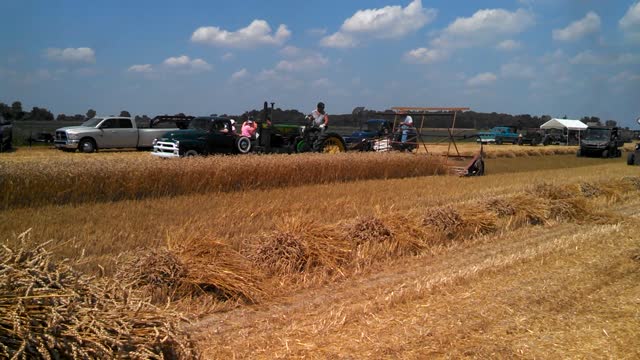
left=322, top=136, right=346, bottom=153
left=79, top=139, right=96, bottom=153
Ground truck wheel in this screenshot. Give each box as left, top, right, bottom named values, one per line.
left=79, top=138, right=96, bottom=153
left=628, top=153, right=635, bottom=166
left=601, top=149, right=609, bottom=158
left=576, top=149, right=583, bottom=157
left=495, top=138, right=503, bottom=145
left=236, top=136, right=251, bottom=154
left=184, top=149, right=198, bottom=157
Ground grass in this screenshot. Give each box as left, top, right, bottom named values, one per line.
left=1, top=147, right=639, bottom=358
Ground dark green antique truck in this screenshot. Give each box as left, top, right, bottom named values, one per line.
left=151, top=116, right=346, bottom=158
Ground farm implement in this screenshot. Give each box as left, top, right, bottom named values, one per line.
left=350, top=106, right=484, bottom=176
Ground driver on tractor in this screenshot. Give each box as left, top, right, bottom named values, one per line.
left=307, top=102, right=329, bottom=132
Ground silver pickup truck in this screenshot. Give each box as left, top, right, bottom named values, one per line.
left=54, top=116, right=190, bottom=153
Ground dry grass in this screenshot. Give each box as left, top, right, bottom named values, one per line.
left=0, top=232, right=197, bottom=359
left=0, top=152, right=447, bottom=209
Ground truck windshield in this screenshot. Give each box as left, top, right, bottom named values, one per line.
left=189, top=117, right=211, bottom=130
left=585, top=129, right=610, bottom=140
left=81, top=117, right=103, bottom=127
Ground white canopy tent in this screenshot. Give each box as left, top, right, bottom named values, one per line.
left=540, top=118, right=588, bottom=145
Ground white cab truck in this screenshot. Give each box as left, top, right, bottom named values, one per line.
left=54, top=116, right=190, bottom=153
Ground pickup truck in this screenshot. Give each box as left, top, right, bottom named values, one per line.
left=0, top=115, right=12, bottom=152
left=477, top=126, right=519, bottom=144
left=54, top=115, right=191, bottom=153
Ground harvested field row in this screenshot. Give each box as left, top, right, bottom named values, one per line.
left=0, top=152, right=447, bottom=210
left=112, top=177, right=638, bottom=308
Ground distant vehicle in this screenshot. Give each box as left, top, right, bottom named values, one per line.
left=54, top=115, right=192, bottom=153
left=541, top=129, right=569, bottom=146
left=477, top=126, right=519, bottom=144
left=345, top=119, right=393, bottom=151
left=152, top=115, right=347, bottom=158
left=517, top=129, right=543, bottom=146
left=0, top=115, right=12, bottom=152
left=577, top=126, right=623, bottom=158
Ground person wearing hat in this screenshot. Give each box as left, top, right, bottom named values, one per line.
left=241, top=116, right=258, bottom=138
left=230, top=119, right=237, bottom=133
left=307, top=101, right=329, bottom=132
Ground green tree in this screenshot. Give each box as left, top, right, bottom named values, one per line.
left=86, top=109, right=96, bottom=119
left=119, top=110, right=131, bottom=117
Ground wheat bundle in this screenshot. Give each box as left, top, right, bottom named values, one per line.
left=421, top=204, right=498, bottom=244
left=484, top=197, right=517, bottom=217
left=170, top=239, right=263, bottom=304
left=527, top=182, right=577, bottom=200
left=548, top=197, right=593, bottom=222
left=247, top=219, right=350, bottom=276
left=0, top=239, right=197, bottom=359
left=502, top=194, right=550, bottom=229
left=622, top=176, right=640, bottom=190
left=579, top=182, right=603, bottom=198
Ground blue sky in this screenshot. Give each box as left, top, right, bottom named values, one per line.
left=1, top=0, right=639, bottom=127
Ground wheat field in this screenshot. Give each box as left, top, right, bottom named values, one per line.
left=1, top=146, right=639, bottom=358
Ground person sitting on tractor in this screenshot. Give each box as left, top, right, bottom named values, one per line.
left=307, top=101, right=329, bottom=132
left=241, top=117, right=258, bottom=138
left=400, top=115, right=413, bottom=143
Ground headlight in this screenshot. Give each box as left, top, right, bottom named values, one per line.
left=67, top=133, right=79, bottom=140
left=152, top=138, right=158, bottom=145
left=175, top=140, right=180, bottom=147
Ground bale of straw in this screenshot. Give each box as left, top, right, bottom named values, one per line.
left=421, top=205, right=497, bottom=243
left=343, top=216, right=425, bottom=267
left=0, top=237, right=197, bottom=359
left=502, top=194, right=550, bottom=229
left=246, top=218, right=350, bottom=277
left=117, top=240, right=263, bottom=304
left=484, top=197, right=516, bottom=217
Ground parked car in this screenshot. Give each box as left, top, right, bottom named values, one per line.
left=577, top=126, right=623, bottom=158
left=54, top=115, right=192, bottom=152
left=0, top=115, right=12, bottom=152
left=517, top=129, right=543, bottom=146
left=477, top=126, right=519, bottom=144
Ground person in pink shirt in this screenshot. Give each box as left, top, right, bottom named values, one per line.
left=241, top=117, right=257, bottom=138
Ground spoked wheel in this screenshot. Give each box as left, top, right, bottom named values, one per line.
left=236, top=136, right=251, bottom=154
left=314, top=133, right=346, bottom=154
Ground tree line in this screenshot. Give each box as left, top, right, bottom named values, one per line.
left=0, top=100, right=623, bottom=130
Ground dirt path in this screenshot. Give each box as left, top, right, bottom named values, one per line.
left=194, top=199, right=640, bottom=359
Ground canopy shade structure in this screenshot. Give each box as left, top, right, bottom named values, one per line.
left=540, top=118, right=588, bottom=131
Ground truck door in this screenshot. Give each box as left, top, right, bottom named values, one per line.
left=208, top=120, right=235, bottom=153
left=99, top=118, right=137, bottom=148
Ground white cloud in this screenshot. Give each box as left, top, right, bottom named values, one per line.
left=500, top=63, right=535, bottom=79
left=620, top=2, right=640, bottom=29
left=431, top=8, right=534, bottom=49
left=496, top=39, right=522, bottom=51
left=127, top=64, right=153, bottom=73
left=163, top=55, right=212, bottom=73
left=230, top=68, right=249, bottom=81
left=609, top=71, right=640, bottom=83
left=279, top=45, right=302, bottom=57
left=620, top=2, right=640, bottom=42
left=221, top=52, right=234, bottom=61
left=467, top=72, right=497, bottom=86
left=312, top=78, right=330, bottom=87
left=552, top=11, right=601, bottom=41
left=403, top=47, right=448, bottom=64
left=45, top=47, right=95, bottom=63
left=191, top=20, right=291, bottom=48
left=275, top=56, right=328, bottom=72
left=570, top=51, right=640, bottom=65
left=320, top=32, right=358, bottom=48
left=321, top=0, right=436, bottom=48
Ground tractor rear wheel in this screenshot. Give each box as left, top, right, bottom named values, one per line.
left=314, top=132, right=346, bottom=153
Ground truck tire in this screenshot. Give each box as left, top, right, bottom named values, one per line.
left=495, top=138, right=503, bottom=145
left=184, top=149, right=198, bottom=157
left=601, top=149, right=609, bottom=158
left=236, top=136, right=251, bottom=154
left=79, top=138, right=96, bottom=153
left=576, top=149, right=583, bottom=157
left=313, top=132, right=346, bottom=153
left=628, top=153, right=635, bottom=165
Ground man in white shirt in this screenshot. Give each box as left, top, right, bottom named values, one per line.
left=308, top=102, right=329, bottom=132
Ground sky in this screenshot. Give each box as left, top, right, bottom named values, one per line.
left=0, top=0, right=639, bottom=127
